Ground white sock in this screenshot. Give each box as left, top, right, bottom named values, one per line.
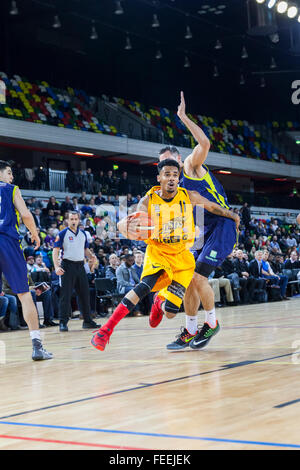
left=185, top=315, right=198, bottom=335
left=30, top=330, right=41, bottom=341
left=205, top=309, right=217, bottom=328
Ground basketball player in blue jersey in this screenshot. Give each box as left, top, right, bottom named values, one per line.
left=0, top=160, right=52, bottom=360
left=159, top=92, right=239, bottom=350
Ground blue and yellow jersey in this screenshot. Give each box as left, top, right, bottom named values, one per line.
left=0, top=182, right=21, bottom=240
left=146, top=186, right=195, bottom=254
left=181, top=164, right=230, bottom=229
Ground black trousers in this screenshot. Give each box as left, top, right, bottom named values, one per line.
left=59, top=260, right=91, bottom=324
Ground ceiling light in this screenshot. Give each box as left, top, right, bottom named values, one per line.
left=277, top=1, right=288, bottom=13
left=74, top=152, right=95, bottom=156
left=155, top=48, right=162, bottom=59
left=9, top=1, right=18, bottom=15
left=269, top=32, right=279, bottom=43
left=114, top=1, right=124, bottom=15
left=184, top=56, right=191, bottom=68
left=260, top=77, right=266, bottom=87
left=270, top=57, right=277, bottom=68
left=240, top=74, right=245, bottom=85
left=90, top=21, right=98, bottom=40
left=53, top=15, right=61, bottom=29
left=256, top=0, right=266, bottom=3
left=213, top=65, right=219, bottom=77
left=287, top=5, right=298, bottom=18
left=152, top=14, right=160, bottom=28
left=268, top=0, right=277, bottom=7
left=124, top=35, right=132, bottom=50
left=218, top=170, right=232, bottom=174
left=241, top=46, right=248, bottom=59
left=215, top=39, right=222, bottom=50
left=185, top=25, right=193, bottom=39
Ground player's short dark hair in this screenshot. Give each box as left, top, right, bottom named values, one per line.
left=159, top=146, right=179, bottom=156
left=157, top=159, right=180, bottom=173
left=0, top=160, right=14, bottom=171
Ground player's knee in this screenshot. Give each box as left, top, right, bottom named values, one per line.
left=133, top=281, right=152, bottom=300
left=164, top=300, right=180, bottom=318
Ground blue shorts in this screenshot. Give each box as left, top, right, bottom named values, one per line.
left=0, top=234, right=29, bottom=294
left=192, top=218, right=237, bottom=277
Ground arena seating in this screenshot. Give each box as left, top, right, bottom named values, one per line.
left=114, top=97, right=289, bottom=164
left=0, top=72, right=126, bottom=137
left=0, top=71, right=290, bottom=163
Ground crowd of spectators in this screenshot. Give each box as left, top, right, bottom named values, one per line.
left=0, top=192, right=299, bottom=332
left=12, top=165, right=152, bottom=196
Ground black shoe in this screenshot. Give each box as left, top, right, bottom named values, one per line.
left=82, top=320, right=101, bottom=329
left=44, top=320, right=59, bottom=327
left=166, top=327, right=198, bottom=350
left=59, top=323, right=68, bottom=332
left=39, top=323, right=46, bottom=329
left=32, top=339, right=53, bottom=361
left=190, top=321, right=220, bottom=350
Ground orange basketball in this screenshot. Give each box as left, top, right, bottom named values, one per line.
left=127, top=211, right=155, bottom=240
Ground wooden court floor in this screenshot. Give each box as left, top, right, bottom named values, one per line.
left=0, top=298, right=300, bottom=450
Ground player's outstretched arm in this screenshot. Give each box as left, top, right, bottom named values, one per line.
left=117, top=195, right=150, bottom=239
left=188, top=190, right=240, bottom=231
left=13, top=187, right=40, bottom=248
left=177, top=91, right=210, bottom=171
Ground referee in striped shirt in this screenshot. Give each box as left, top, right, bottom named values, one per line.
left=53, top=211, right=100, bottom=332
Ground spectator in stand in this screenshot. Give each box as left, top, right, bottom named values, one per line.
left=65, top=169, right=77, bottom=193
left=26, top=256, right=36, bottom=274
left=104, top=170, right=117, bottom=195
left=249, top=250, right=268, bottom=295
left=234, top=249, right=256, bottom=304
left=84, top=219, right=96, bottom=236
left=95, top=191, right=105, bottom=205
left=86, top=168, right=94, bottom=194
left=94, top=170, right=105, bottom=193
left=284, top=252, right=300, bottom=269
left=240, top=203, right=251, bottom=230
left=46, top=196, right=60, bottom=215
left=270, top=219, right=279, bottom=233
left=43, top=209, right=56, bottom=229
left=30, top=197, right=44, bottom=211
left=31, top=254, right=50, bottom=274
left=261, top=251, right=288, bottom=300
left=32, top=207, right=42, bottom=229
left=1, top=276, right=24, bottom=330
left=60, top=196, right=74, bottom=215
left=284, top=212, right=295, bottom=225
left=105, top=254, right=120, bottom=281
left=116, top=254, right=142, bottom=316
left=27, top=274, right=58, bottom=327
left=44, top=228, right=56, bottom=250
left=118, top=171, right=131, bottom=195
left=286, top=234, right=297, bottom=249
left=78, top=191, right=89, bottom=204
left=270, top=235, right=281, bottom=254
left=0, top=292, right=9, bottom=330
left=72, top=197, right=80, bottom=212
left=208, top=272, right=234, bottom=307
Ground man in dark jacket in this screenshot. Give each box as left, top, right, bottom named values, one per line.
left=234, top=249, right=256, bottom=303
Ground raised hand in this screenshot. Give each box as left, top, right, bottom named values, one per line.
left=177, top=91, right=186, bottom=120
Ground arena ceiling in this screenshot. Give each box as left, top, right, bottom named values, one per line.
left=2, top=0, right=300, bottom=122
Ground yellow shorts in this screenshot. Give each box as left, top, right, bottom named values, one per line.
left=141, top=245, right=195, bottom=308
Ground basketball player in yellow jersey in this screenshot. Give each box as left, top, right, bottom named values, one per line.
left=91, top=159, right=239, bottom=351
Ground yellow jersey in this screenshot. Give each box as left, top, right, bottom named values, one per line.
left=146, top=186, right=195, bottom=255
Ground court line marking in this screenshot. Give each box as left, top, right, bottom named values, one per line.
left=274, top=399, right=300, bottom=409
left=0, top=422, right=299, bottom=449
left=0, top=352, right=294, bottom=420
left=0, top=434, right=149, bottom=450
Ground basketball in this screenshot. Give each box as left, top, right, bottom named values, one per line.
left=297, top=214, right=300, bottom=225
left=127, top=211, right=155, bottom=240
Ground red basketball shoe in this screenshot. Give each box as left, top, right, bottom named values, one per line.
left=91, top=326, right=112, bottom=351
left=149, top=294, right=164, bottom=328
